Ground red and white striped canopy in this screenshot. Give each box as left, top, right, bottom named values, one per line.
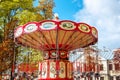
left=14, top=20, right=98, bottom=52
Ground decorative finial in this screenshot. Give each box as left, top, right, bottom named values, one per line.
left=53, top=13, right=59, bottom=21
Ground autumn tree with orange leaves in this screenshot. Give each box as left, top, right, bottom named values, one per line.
left=0, top=0, right=54, bottom=73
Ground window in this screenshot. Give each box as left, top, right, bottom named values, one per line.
left=77, top=66, right=80, bottom=71
left=114, top=63, right=120, bottom=70
left=100, top=64, right=103, bottom=71
left=100, top=77, right=104, bottom=80
left=109, top=64, right=113, bottom=70
left=77, top=62, right=80, bottom=71
left=116, top=76, right=120, bottom=80
left=90, top=77, right=92, bottom=80
left=110, top=76, right=113, bottom=80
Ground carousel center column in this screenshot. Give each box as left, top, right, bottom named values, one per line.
left=38, top=50, right=73, bottom=80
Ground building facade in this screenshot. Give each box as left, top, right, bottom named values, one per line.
left=72, top=48, right=120, bottom=80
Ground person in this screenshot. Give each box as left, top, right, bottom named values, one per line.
left=14, top=75, right=19, bottom=80
left=21, top=72, right=28, bottom=80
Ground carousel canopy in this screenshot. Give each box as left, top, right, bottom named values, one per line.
left=14, top=20, right=98, bottom=52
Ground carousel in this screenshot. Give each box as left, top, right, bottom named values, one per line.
left=14, top=17, right=98, bottom=80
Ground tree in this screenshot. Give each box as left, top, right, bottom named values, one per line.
left=36, top=0, right=54, bottom=19
left=16, top=47, right=43, bottom=64
left=0, top=19, right=18, bottom=72
left=0, top=0, right=54, bottom=72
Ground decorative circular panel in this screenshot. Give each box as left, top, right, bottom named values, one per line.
left=40, top=22, right=57, bottom=30
left=60, top=22, right=76, bottom=30
left=24, top=23, right=38, bottom=33
left=43, top=52, right=49, bottom=59
left=50, top=51, right=58, bottom=58
left=60, top=51, right=67, bottom=59
left=14, top=27, right=23, bottom=38
left=92, top=27, right=98, bottom=38
left=78, top=23, right=90, bottom=33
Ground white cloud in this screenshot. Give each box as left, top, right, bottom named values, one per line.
left=74, top=0, right=120, bottom=50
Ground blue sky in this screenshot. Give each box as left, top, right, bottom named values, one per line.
left=34, top=0, right=120, bottom=51
left=53, top=0, right=83, bottom=20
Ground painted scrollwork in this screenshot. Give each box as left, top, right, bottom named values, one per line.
left=50, top=62, right=56, bottom=78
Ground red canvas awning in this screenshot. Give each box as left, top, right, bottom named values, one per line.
left=14, top=20, right=98, bottom=52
